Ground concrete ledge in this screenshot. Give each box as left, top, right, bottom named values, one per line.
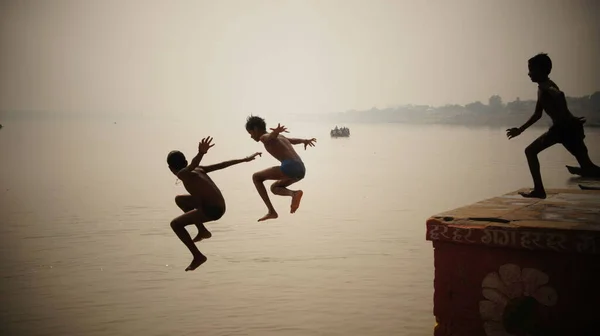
left=427, top=188, right=599, bottom=335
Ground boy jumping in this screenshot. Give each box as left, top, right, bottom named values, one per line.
left=506, top=53, right=600, bottom=199
left=245, top=116, right=316, bottom=221
left=167, top=136, right=261, bottom=271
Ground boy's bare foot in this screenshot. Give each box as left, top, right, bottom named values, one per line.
left=518, top=189, right=547, bottom=199
left=290, top=190, right=304, bottom=214
left=258, top=211, right=278, bottom=222
left=185, top=254, right=207, bottom=271
left=192, top=230, right=212, bottom=243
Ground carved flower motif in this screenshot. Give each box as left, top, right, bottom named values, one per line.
left=479, top=264, right=557, bottom=336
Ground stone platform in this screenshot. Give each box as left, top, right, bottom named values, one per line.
left=426, top=188, right=600, bottom=336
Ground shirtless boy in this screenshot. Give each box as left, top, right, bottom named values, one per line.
left=245, top=116, right=316, bottom=221
left=506, top=53, right=600, bottom=199
left=167, top=136, right=261, bottom=271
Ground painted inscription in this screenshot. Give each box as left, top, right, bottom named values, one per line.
left=427, top=223, right=598, bottom=254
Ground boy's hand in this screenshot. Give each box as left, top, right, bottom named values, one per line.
left=245, top=152, right=262, bottom=162
left=303, top=138, right=317, bottom=150
left=270, top=123, right=289, bottom=134
left=198, top=136, right=215, bottom=153
left=506, top=127, right=522, bottom=139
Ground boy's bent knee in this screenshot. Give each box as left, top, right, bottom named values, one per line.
left=170, top=220, right=181, bottom=230
left=170, top=219, right=192, bottom=230
left=252, top=172, right=264, bottom=183
left=524, top=145, right=538, bottom=157
left=270, top=183, right=279, bottom=193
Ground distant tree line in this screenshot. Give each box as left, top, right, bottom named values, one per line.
left=329, top=91, right=600, bottom=127
left=464, top=91, right=600, bottom=116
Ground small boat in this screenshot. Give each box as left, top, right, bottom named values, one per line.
left=330, top=126, right=350, bottom=138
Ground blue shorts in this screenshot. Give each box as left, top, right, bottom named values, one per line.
left=280, top=159, right=306, bottom=180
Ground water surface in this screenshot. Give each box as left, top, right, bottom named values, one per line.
left=1, top=119, right=598, bottom=336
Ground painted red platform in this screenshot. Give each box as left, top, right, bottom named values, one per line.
left=426, top=188, right=600, bottom=336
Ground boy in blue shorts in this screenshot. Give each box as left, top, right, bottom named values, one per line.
left=245, top=116, right=317, bottom=221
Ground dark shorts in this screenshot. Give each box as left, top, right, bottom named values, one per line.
left=201, top=204, right=225, bottom=221
left=280, top=159, right=306, bottom=180
left=543, top=118, right=586, bottom=152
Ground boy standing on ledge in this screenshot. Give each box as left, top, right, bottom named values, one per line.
left=506, top=53, right=600, bottom=199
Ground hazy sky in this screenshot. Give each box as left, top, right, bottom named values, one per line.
left=1, top=0, right=599, bottom=119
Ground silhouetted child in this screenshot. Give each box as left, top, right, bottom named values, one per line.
left=506, top=53, right=600, bottom=199
left=167, top=136, right=261, bottom=271
left=245, top=116, right=316, bottom=221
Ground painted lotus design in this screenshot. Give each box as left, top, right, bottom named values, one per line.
left=479, top=264, right=557, bottom=335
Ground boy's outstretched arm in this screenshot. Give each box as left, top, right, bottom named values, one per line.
left=519, top=99, right=543, bottom=132
left=507, top=93, right=543, bottom=139
left=260, top=123, right=288, bottom=142
left=201, top=152, right=262, bottom=173
left=288, top=137, right=317, bottom=149
left=184, top=137, right=214, bottom=172
left=185, top=152, right=205, bottom=171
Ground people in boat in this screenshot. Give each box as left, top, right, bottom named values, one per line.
left=166, top=137, right=261, bottom=271
left=331, top=126, right=350, bottom=137
left=506, top=53, right=600, bottom=199
left=245, top=115, right=316, bottom=222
